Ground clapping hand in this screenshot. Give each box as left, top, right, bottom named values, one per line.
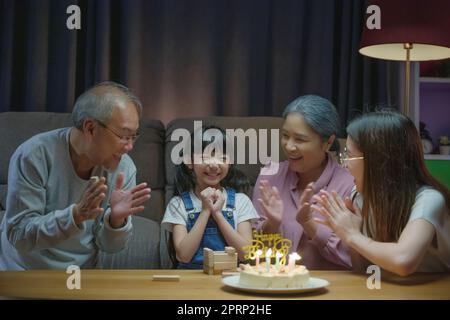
left=73, top=177, right=108, bottom=225
left=295, top=182, right=315, bottom=225
left=311, top=190, right=362, bottom=242
left=257, top=180, right=283, bottom=227
left=109, top=172, right=152, bottom=228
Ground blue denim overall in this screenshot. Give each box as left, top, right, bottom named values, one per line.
left=177, top=188, right=236, bottom=269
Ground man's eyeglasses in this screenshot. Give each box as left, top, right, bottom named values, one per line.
left=96, top=120, right=140, bottom=145
left=339, top=147, right=364, bottom=168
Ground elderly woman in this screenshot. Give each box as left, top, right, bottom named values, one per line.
left=252, top=95, right=354, bottom=270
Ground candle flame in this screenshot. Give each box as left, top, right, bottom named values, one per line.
left=255, top=249, right=263, bottom=257
left=290, top=252, right=301, bottom=261
left=265, top=248, right=272, bottom=257
left=276, top=251, right=283, bottom=258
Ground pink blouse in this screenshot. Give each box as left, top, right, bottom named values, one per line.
left=252, top=156, right=355, bottom=270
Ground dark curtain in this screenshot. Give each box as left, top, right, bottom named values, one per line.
left=0, top=0, right=395, bottom=125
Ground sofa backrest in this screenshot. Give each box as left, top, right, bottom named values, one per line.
left=164, top=117, right=286, bottom=204
left=0, top=112, right=72, bottom=213
left=0, top=112, right=166, bottom=223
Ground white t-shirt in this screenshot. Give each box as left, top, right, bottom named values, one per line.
left=162, top=189, right=259, bottom=232
left=353, top=185, right=450, bottom=272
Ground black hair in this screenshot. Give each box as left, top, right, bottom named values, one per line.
left=173, top=125, right=251, bottom=196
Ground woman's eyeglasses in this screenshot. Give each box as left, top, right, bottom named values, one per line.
left=339, top=147, right=364, bottom=168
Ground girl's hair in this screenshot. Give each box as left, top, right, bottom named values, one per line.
left=282, top=95, right=342, bottom=153
left=347, top=109, right=450, bottom=242
left=173, top=125, right=251, bottom=196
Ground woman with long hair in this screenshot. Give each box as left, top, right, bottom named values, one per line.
left=314, top=110, right=450, bottom=276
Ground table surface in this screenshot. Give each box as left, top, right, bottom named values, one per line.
left=0, top=269, right=449, bottom=300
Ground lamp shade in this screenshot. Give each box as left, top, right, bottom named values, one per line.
left=359, top=0, right=450, bottom=61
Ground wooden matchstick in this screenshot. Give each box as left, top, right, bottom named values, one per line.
left=152, top=275, right=180, bottom=282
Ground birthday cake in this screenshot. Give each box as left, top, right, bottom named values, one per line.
left=238, top=263, right=310, bottom=288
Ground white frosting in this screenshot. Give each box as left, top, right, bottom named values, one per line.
left=238, top=263, right=310, bottom=288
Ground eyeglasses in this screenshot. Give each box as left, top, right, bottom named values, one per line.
left=339, top=147, right=364, bottom=168
left=96, top=120, right=140, bottom=145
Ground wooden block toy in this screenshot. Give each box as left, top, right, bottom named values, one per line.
left=225, top=247, right=236, bottom=254
left=203, top=247, right=238, bottom=275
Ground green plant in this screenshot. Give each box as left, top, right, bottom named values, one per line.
left=439, top=135, right=450, bottom=146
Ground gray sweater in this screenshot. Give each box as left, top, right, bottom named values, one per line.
left=0, top=128, right=135, bottom=270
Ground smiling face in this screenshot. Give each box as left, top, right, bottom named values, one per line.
left=187, top=152, right=230, bottom=192
left=281, top=113, right=331, bottom=176
left=345, top=136, right=365, bottom=193
left=86, top=100, right=140, bottom=170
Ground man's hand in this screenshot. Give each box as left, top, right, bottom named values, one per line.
left=109, top=172, right=152, bottom=228
left=73, top=177, right=107, bottom=226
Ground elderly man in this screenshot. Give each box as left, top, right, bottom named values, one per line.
left=0, top=82, right=151, bottom=270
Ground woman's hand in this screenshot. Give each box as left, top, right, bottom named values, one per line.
left=257, top=180, right=283, bottom=227
left=296, top=182, right=315, bottom=225
left=311, top=190, right=362, bottom=243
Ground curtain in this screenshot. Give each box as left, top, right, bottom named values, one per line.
left=0, top=0, right=395, bottom=125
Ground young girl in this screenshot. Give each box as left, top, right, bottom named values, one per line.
left=312, top=110, right=450, bottom=276
left=162, top=125, right=259, bottom=269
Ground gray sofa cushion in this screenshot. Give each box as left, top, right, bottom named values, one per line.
left=0, top=112, right=73, bottom=187
left=0, top=186, right=6, bottom=211
left=100, top=216, right=165, bottom=269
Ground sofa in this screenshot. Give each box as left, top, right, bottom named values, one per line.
left=0, top=112, right=286, bottom=269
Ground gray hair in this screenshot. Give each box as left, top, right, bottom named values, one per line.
left=71, top=81, right=142, bottom=129
left=282, top=95, right=341, bottom=152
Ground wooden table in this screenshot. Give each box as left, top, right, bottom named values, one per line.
left=0, top=269, right=449, bottom=300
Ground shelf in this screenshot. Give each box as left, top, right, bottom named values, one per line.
left=425, top=154, right=450, bottom=160
left=420, top=77, right=450, bottom=84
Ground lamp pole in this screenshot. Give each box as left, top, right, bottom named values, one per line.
left=404, top=42, right=413, bottom=117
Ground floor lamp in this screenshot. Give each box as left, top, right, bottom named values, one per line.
left=359, top=0, right=450, bottom=117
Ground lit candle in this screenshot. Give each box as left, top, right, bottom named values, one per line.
left=255, top=249, right=263, bottom=268
left=275, top=251, right=283, bottom=268
left=288, top=252, right=301, bottom=272
left=265, top=248, right=272, bottom=272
